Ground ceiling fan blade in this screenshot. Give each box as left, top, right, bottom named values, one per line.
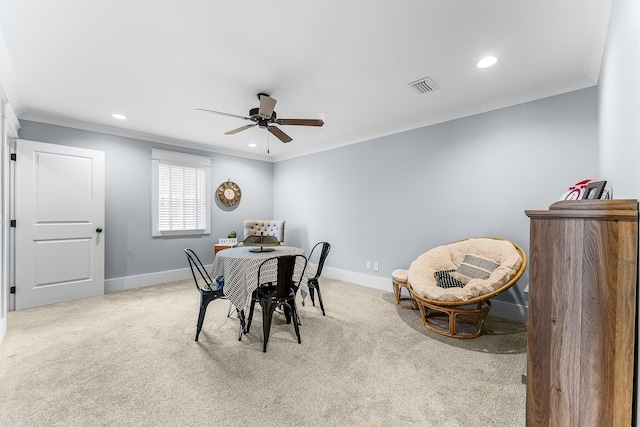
left=258, top=94, right=277, bottom=118
left=276, top=118, right=324, bottom=127
left=196, top=108, right=248, bottom=120
left=268, top=126, right=293, bottom=143
left=225, top=124, right=256, bottom=135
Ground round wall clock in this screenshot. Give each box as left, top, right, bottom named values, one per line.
left=217, top=180, right=242, bottom=206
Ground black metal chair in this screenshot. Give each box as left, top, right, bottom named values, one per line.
left=185, top=248, right=227, bottom=341
left=303, top=242, right=331, bottom=315
left=245, top=254, right=307, bottom=352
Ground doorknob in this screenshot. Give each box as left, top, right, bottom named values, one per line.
left=96, top=228, right=103, bottom=233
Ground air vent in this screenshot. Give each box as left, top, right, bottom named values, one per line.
left=408, top=77, right=439, bottom=94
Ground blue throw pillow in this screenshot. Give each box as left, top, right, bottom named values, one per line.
left=214, top=275, right=225, bottom=291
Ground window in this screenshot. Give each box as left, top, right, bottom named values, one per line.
left=151, top=149, right=211, bottom=236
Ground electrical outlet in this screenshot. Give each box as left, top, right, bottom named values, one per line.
left=366, top=261, right=371, bottom=270
left=373, top=262, right=379, bottom=271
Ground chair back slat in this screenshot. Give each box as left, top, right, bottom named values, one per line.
left=184, top=248, right=214, bottom=291
left=275, top=256, right=296, bottom=300
left=309, top=242, right=331, bottom=280
left=257, top=254, right=308, bottom=299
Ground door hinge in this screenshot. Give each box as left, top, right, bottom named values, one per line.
left=10, top=286, right=15, bottom=294
left=10, top=153, right=16, bottom=161
left=10, top=220, right=16, bottom=228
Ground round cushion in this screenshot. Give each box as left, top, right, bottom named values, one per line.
left=408, top=238, right=523, bottom=302
left=391, top=269, right=408, bottom=283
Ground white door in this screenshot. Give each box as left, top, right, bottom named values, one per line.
left=15, top=139, right=105, bottom=309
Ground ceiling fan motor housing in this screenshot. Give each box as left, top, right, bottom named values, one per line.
left=249, top=107, right=277, bottom=128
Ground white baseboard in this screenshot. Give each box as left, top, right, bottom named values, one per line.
left=106, top=265, right=389, bottom=294
left=104, top=265, right=529, bottom=324
left=490, top=299, right=528, bottom=324
left=322, top=266, right=528, bottom=324
left=321, top=266, right=391, bottom=292
left=104, top=266, right=210, bottom=294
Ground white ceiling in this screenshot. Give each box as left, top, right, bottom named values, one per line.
left=0, top=0, right=611, bottom=161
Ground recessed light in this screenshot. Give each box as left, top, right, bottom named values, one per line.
left=477, top=56, right=498, bottom=68
left=112, top=113, right=127, bottom=120
left=248, top=143, right=257, bottom=148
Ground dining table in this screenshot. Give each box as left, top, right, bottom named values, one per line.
left=211, top=245, right=308, bottom=313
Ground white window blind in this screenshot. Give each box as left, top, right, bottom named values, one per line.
left=152, top=149, right=211, bottom=237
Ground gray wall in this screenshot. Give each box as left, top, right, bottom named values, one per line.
left=597, top=0, right=640, bottom=423
left=18, top=121, right=273, bottom=279
left=599, top=0, right=640, bottom=198
left=17, top=86, right=600, bottom=310
left=274, top=87, right=600, bottom=306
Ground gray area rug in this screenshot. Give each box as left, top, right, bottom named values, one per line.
left=0, top=278, right=526, bottom=426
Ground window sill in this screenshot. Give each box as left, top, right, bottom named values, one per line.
left=152, top=229, right=210, bottom=237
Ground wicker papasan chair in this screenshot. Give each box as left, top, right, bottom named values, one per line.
left=407, top=237, right=526, bottom=338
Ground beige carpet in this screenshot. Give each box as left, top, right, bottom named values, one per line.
left=0, top=278, right=526, bottom=427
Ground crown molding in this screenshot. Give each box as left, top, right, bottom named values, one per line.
left=18, top=110, right=274, bottom=162
left=273, top=76, right=596, bottom=162
left=17, top=73, right=595, bottom=164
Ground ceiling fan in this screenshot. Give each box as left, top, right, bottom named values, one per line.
left=197, top=93, right=324, bottom=143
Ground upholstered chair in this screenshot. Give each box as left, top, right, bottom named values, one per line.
left=242, top=220, right=285, bottom=245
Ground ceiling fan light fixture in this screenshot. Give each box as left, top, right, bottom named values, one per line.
left=258, top=93, right=276, bottom=119
left=477, top=56, right=498, bottom=68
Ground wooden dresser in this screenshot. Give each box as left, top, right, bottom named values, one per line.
left=214, top=244, right=232, bottom=254
left=525, top=199, right=638, bottom=426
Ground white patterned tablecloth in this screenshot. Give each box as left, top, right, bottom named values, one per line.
left=212, top=246, right=308, bottom=311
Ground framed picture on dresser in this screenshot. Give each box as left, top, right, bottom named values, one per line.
left=581, top=180, right=606, bottom=200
